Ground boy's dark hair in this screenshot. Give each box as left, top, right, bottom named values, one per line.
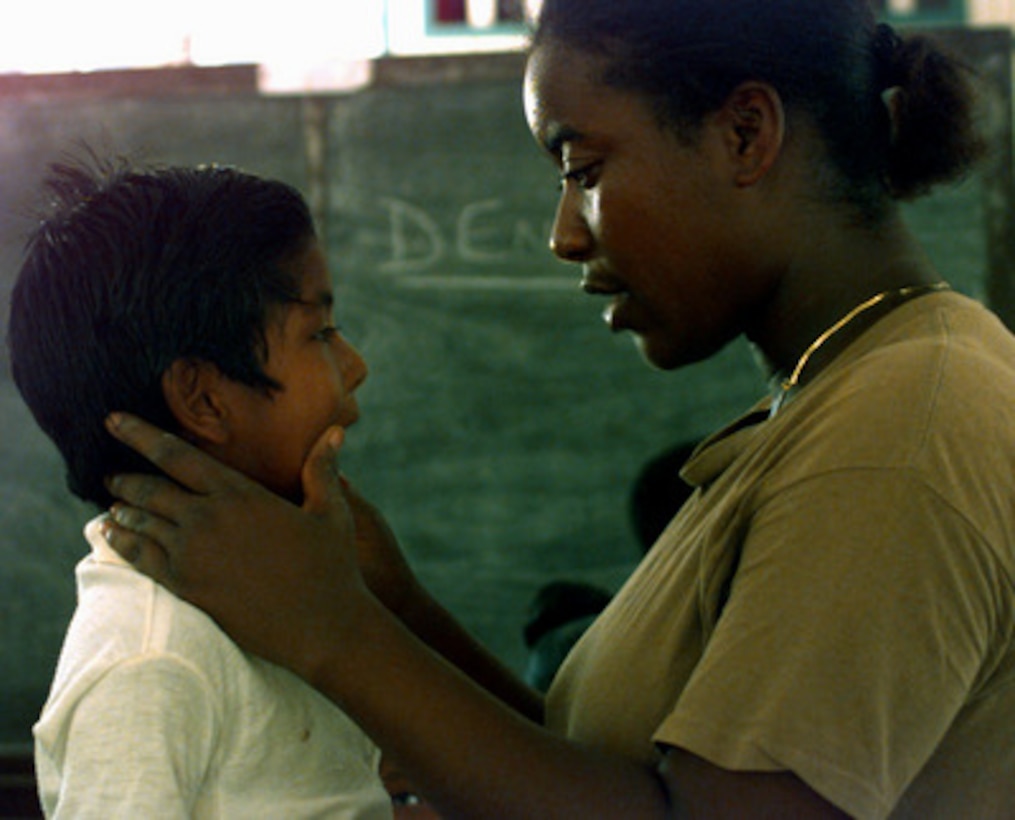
left=532, top=0, right=986, bottom=213
left=6, top=153, right=316, bottom=508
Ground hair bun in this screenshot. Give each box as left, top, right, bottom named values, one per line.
left=872, top=22, right=903, bottom=89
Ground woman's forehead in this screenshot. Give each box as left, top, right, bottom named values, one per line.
left=524, top=41, right=610, bottom=144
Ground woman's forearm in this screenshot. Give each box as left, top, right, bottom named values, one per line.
left=310, top=588, right=670, bottom=820
left=394, top=583, right=545, bottom=724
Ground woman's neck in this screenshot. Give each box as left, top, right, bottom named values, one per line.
left=748, top=209, right=941, bottom=389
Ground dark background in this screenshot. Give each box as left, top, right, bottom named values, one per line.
left=0, top=30, right=1009, bottom=768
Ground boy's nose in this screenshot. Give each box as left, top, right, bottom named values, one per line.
left=341, top=340, right=368, bottom=391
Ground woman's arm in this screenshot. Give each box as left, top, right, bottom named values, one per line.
left=341, top=478, right=544, bottom=723
left=102, top=413, right=848, bottom=819
left=102, top=414, right=662, bottom=815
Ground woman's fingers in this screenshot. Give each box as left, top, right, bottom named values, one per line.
left=105, top=471, right=201, bottom=529
left=101, top=515, right=174, bottom=587
left=105, top=410, right=272, bottom=538
left=107, top=499, right=180, bottom=550
left=300, top=426, right=347, bottom=516
left=105, top=412, right=242, bottom=495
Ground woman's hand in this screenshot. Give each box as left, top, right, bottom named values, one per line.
left=342, top=477, right=425, bottom=622
left=103, top=413, right=368, bottom=679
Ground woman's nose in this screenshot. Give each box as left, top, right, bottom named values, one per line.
left=549, top=189, right=593, bottom=262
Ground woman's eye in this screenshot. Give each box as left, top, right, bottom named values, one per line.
left=560, top=162, right=601, bottom=191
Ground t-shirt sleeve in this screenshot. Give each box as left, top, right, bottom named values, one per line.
left=654, top=467, right=1001, bottom=819
left=50, top=654, right=220, bottom=819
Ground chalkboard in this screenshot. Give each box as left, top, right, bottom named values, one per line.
left=0, top=32, right=1006, bottom=752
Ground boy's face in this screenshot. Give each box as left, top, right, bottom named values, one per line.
left=214, top=241, right=367, bottom=502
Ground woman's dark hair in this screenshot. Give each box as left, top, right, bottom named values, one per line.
left=6, top=152, right=315, bottom=507
left=531, top=0, right=985, bottom=209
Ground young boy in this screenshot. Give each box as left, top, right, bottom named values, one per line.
left=6, top=155, right=391, bottom=817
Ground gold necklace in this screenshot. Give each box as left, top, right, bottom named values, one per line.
left=776, top=281, right=949, bottom=403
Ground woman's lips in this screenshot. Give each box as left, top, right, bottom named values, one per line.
left=602, top=293, right=634, bottom=331
left=580, top=270, right=624, bottom=296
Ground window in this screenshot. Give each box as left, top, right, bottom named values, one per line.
left=435, top=0, right=524, bottom=26
left=387, top=0, right=529, bottom=55
left=872, top=0, right=966, bottom=23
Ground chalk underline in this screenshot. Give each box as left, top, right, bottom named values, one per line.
left=392, top=275, right=579, bottom=291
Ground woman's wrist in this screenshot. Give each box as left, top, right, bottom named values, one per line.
left=285, top=576, right=383, bottom=689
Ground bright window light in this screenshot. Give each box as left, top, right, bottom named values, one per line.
left=0, top=0, right=387, bottom=74
left=0, top=0, right=551, bottom=77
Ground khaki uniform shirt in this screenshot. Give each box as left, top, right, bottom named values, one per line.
left=548, top=292, right=1015, bottom=818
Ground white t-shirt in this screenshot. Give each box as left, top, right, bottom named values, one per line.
left=34, top=517, right=392, bottom=819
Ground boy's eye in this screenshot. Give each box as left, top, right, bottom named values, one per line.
left=314, top=325, right=340, bottom=341
left=390, top=791, right=424, bottom=807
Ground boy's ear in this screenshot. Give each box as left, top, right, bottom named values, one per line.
left=161, top=358, right=230, bottom=446
left=716, top=81, right=785, bottom=187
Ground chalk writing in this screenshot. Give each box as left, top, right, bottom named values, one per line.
left=379, top=196, right=551, bottom=275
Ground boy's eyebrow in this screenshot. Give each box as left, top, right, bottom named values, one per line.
left=294, top=290, right=334, bottom=310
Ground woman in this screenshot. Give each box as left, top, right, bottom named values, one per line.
left=103, top=0, right=1013, bottom=815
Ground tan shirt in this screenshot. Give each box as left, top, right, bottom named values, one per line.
left=547, top=292, right=1015, bottom=818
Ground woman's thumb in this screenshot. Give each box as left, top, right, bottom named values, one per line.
left=301, top=426, right=347, bottom=514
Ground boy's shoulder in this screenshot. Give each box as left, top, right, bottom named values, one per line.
left=63, top=517, right=253, bottom=692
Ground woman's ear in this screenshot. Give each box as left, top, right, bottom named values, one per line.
left=717, top=81, right=785, bottom=187
left=161, top=358, right=230, bottom=446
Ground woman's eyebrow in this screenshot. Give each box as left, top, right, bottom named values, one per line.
left=544, top=123, right=583, bottom=155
